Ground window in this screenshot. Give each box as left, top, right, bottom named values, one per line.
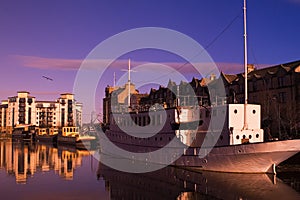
left=143, top=116, right=146, bottom=126
left=205, top=110, right=210, bottom=118
left=157, top=115, right=161, bottom=125
left=212, top=109, right=217, bottom=116
left=279, top=92, right=287, bottom=103
left=253, top=81, right=257, bottom=91
left=249, top=82, right=253, bottom=92
left=272, top=77, right=278, bottom=88
left=278, top=77, right=284, bottom=87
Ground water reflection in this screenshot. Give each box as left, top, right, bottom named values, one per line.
left=0, top=139, right=93, bottom=183
left=97, top=160, right=300, bottom=200
left=0, top=139, right=299, bottom=199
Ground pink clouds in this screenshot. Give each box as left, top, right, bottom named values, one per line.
left=13, top=54, right=269, bottom=75
left=13, top=55, right=82, bottom=70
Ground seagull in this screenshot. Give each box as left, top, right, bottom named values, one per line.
left=42, top=76, right=53, bottom=81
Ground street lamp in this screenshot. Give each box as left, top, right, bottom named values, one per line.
left=272, top=96, right=281, bottom=140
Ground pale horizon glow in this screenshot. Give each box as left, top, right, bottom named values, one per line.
left=0, top=0, right=299, bottom=122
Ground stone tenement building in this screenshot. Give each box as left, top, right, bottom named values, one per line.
left=223, top=60, right=300, bottom=139
left=0, top=91, right=83, bottom=134
left=103, top=60, right=300, bottom=139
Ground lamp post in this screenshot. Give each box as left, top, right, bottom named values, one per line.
left=272, top=96, right=281, bottom=140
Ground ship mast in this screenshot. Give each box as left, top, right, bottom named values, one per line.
left=127, top=59, right=131, bottom=107
left=243, top=0, right=248, bottom=130
left=113, top=72, right=116, bottom=87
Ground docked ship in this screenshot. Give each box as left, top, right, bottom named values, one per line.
left=57, top=126, right=97, bottom=149
left=101, top=0, right=300, bottom=174
left=35, top=127, right=58, bottom=143
left=12, top=125, right=36, bottom=141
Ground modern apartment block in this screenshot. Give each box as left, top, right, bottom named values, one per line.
left=0, top=91, right=82, bottom=134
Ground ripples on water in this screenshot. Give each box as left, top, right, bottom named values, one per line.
left=0, top=139, right=299, bottom=200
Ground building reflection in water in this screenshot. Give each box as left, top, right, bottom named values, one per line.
left=0, top=140, right=93, bottom=184
left=1, top=139, right=299, bottom=199
left=97, top=159, right=300, bottom=200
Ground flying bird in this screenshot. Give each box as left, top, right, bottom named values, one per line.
left=42, top=76, right=53, bottom=81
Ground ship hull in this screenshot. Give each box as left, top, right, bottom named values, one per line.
left=175, top=140, right=300, bottom=174
left=57, top=135, right=96, bottom=150
left=103, top=105, right=300, bottom=174
left=100, top=133, right=300, bottom=174
left=36, top=134, right=57, bottom=143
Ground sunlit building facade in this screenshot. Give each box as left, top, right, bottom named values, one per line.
left=0, top=92, right=82, bottom=134
left=103, top=60, right=300, bottom=139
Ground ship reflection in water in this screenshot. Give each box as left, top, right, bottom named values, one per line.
left=0, top=139, right=299, bottom=200
left=97, top=158, right=300, bottom=200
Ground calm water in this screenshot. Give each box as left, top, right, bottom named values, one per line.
left=0, top=139, right=299, bottom=200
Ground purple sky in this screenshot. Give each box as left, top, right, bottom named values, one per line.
left=0, top=0, right=300, bottom=122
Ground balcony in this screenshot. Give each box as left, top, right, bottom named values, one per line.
left=27, top=98, right=33, bottom=104
left=50, top=103, right=56, bottom=108
left=36, top=104, right=43, bottom=108
left=19, top=103, right=26, bottom=107
left=19, top=98, right=25, bottom=103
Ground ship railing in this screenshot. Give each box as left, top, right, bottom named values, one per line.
left=211, top=96, right=227, bottom=107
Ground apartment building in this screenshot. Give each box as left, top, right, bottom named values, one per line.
left=0, top=92, right=82, bottom=134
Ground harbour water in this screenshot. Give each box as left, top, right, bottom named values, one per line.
left=0, top=139, right=299, bottom=200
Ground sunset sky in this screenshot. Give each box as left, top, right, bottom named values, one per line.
left=0, top=0, right=300, bottom=121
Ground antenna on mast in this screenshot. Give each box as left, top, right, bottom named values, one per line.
left=113, top=72, right=116, bottom=87
left=243, top=0, right=248, bottom=130
left=128, top=59, right=131, bottom=107
left=121, top=59, right=136, bottom=108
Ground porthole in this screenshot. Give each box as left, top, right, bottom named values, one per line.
left=249, top=135, right=252, bottom=139
left=252, top=110, right=256, bottom=114
left=236, top=135, right=240, bottom=140
left=243, top=135, right=246, bottom=139
left=199, top=120, right=203, bottom=126
left=256, top=134, right=259, bottom=138
left=234, top=109, right=238, bottom=114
